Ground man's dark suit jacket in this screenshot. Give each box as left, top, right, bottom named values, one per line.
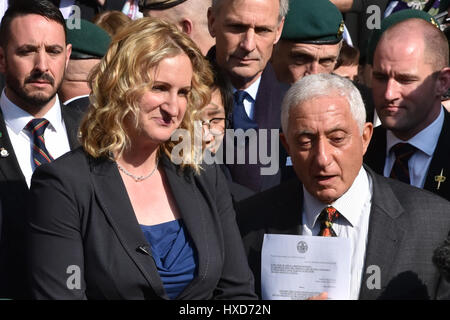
left=0, top=105, right=81, bottom=299
left=364, top=108, right=450, bottom=202
left=236, top=166, right=450, bottom=299
left=65, top=96, right=90, bottom=114
left=28, top=149, right=257, bottom=300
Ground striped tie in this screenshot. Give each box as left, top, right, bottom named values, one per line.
left=317, top=206, right=340, bottom=237
left=25, top=118, right=54, bottom=168
left=389, top=143, right=417, bottom=184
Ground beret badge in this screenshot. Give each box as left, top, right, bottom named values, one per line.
left=337, top=20, right=345, bottom=38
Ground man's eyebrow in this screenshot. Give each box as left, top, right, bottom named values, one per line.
left=224, top=17, right=275, bottom=30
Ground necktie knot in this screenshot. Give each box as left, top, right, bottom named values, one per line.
left=232, top=90, right=257, bottom=131
left=390, top=143, right=417, bottom=184
left=317, top=206, right=340, bottom=237
left=391, top=143, right=417, bottom=161
left=25, top=118, right=50, bottom=137
left=25, top=118, right=53, bottom=167
left=234, top=90, right=249, bottom=105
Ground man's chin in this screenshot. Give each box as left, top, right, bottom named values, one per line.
left=21, top=90, right=57, bottom=107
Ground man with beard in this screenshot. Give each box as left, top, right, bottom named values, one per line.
left=0, top=0, right=82, bottom=299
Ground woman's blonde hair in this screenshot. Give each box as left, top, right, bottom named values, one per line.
left=80, top=17, right=213, bottom=172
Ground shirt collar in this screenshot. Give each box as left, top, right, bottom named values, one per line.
left=0, top=90, right=64, bottom=135
left=303, top=166, right=370, bottom=230
left=232, top=76, right=261, bottom=102
left=386, top=106, right=444, bottom=157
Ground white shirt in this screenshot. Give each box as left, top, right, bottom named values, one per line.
left=233, top=76, right=261, bottom=120
left=301, top=167, right=373, bottom=300
left=0, top=91, right=71, bottom=188
left=384, top=107, right=444, bottom=188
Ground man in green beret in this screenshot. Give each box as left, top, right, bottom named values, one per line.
left=271, top=0, right=345, bottom=85
left=139, top=0, right=214, bottom=55
left=59, top=19, right=111, bottom=113
left=364, top=10, right=450, bottom=202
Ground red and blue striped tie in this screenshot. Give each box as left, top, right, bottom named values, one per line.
left=25, top=118, right=54, bottom=168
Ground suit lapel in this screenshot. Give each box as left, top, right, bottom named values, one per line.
left=359, top=168, right=406, bottom=299
left=61, top=105, right=81, bottom=150
left=89, top=157, right=167, bottom=298
left=266, top=179, right=303, bottom=235
left=0, top=111, right=26, bottom=183
left=423, top=109, right=450, bottom=199
left=364, top=126, right=387, bottom=175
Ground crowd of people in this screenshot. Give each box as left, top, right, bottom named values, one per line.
left=0, top=0, right=449, bottom=300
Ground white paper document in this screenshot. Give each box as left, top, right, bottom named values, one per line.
left=261, top=234, right=351, bottom=300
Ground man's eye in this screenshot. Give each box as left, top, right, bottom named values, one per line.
left=320, top=59, right=334, bottom=66
left=330, top=135, right=345, bottom=144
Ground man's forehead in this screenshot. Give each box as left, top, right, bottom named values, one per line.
left=287, top=41, right=340, bottom=54
left=289, top=96, right=351, bottom=123
left=8, top=14, right=66, bottom=44
left=219, top=0, right=279, bottom=24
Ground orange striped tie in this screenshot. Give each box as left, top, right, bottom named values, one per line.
left=317, top=206, right=340, bottom=237
left=25, top=118, right=54, bottom=168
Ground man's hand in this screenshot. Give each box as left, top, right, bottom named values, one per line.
left=307, top=292, right=328, bottom=300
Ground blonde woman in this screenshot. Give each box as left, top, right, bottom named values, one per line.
left=28, top=18, right=256, bottom=300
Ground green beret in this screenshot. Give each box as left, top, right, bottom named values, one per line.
left=367, top=9, right=440, bottom=65
left=282, top=0, right=344, bottom=44
left=67, top=19, right=111, bottom=59
left=138, top=0, right=187, bottom=10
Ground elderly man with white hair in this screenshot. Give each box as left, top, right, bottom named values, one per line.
left=237, top=73, right=450, bottom=300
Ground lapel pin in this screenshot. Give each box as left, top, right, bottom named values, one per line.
left=0, top=147, right=9, bottom=158
left=435, top=168, right=446, bottom=190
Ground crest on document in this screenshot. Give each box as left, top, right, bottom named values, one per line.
left=297, top=241, right=308, bottom=254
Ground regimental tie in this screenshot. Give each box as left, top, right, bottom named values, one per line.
left=232, top=90, right=258, bottom=131
left=317, top=206, right=340, bottom=237
left=25, top=118, right=54, bottom=168
left=389, top=142, right=417, bottom=184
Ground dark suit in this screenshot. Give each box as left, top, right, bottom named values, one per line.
left=0, top=104, right=81, bottom=299
left=364, top=108, right=450, bottom=202
left=28, top=148, right=256, bottom=300
left=237, top=166, right=450, bottom=299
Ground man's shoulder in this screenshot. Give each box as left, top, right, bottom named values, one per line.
left=371, top=168, right=450, bottom=213
left=236, top=178, right=302, bottom=233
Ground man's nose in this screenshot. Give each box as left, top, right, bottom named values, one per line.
left=240, top=29, right=256, bottom=52
left=314, top=138, right=333, bottom=169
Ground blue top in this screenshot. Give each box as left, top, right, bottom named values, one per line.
left=140, top=219, right=198, bottom=299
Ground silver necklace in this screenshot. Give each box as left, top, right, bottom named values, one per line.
left=116, top=158, right=159, bottom=182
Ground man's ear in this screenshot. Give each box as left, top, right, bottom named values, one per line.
left=436, top=67, right=450, bottom=96
left=0, top=47, right=6, bottom=74
left=274, top=17, right=285, bottom=45
left=181, top=18, right=193, bottom=36
left=280, top=132, right=290, bottom=156
left=65, top=43, right=72, bottom=70
left=207, top=7, right=216, bottom=38
left=361, top=122, right=373, bottom=156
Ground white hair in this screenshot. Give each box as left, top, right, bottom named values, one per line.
left=281, top=73, right=366, bottom=135
left=211, top=0, right=289, bottom=22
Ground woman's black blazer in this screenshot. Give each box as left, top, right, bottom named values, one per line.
left=28, top=147, right=256, bottom=300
